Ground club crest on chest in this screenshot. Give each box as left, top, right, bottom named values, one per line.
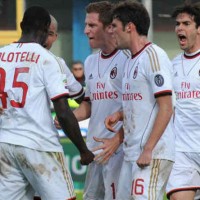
left=110, top=66, right=117, bottom=79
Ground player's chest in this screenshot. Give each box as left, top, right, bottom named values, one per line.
left=173, top=58, right=200, bottom=91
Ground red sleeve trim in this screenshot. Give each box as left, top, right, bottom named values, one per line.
left=67, top=197, right=76, bottom=200
left=51, top=93, right=68, bottom=101
left=167, top=186, right=200, bottom=199
left=83, top=96, right=90, bottom=102
left=68, top=88, right=84, bottom=98
left=154, top=90, right=172, bottom=98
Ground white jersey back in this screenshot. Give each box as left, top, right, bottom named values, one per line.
left=173, top=51, right=200, bottom=152
left=122, top=43, right=175, bottom=162
left=0, top=43, right=70, bottom=152
left=84, top=49, right=129, bottom=150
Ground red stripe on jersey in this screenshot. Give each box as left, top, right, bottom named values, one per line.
left=184, top=51, right=200, bottom=59
left=67, top=197, right=76, bottom=200
left=51, top=93, right=68, bottom=101
left=83, top=96, right=90, bottom=102
left=154, top=90, right=172, bottom=98
left=166, top=186, right=200, bottom=199
left=68, top=87, right=84, bottom=98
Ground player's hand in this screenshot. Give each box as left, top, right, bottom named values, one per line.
left=92, top=135, right=121, bottom=164
left=54, top=116, right=62, bottom=129
left=104, top=112, right=121, bottom=132
left=80, top=150, right=94, bottom=165
left=136, top=148, right=152, bottom=168
left=0, top=107, right=4, bottom=115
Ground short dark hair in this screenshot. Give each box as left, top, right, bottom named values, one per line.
left=20, top=6, right=51, bottom=34
left=112, top=0, right=150, bottom=36
left=172, top=2, right=200, bottom=28
left=86, top=1, right=113, bottom=28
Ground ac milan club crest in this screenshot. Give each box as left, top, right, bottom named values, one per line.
left=110, top=67, right=117, bottom=79
left=133, top=66, right=138, bottom=79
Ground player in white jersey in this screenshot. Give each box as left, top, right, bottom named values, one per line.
left=166, top=2, right=200, bottom=200
left=105, top=2, right=175, bottom=199
left=45, top=15, right=84, bottom=102
left=0, top=6, right=94, bottom=200
left=73, top=2, right=129, bottom=200
left=33, top=15, right=85, bottom=200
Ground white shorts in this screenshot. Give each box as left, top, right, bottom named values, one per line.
left=166, top=152, right=200, bottom=198
left=0, top=143, right=75, bottom=200
left=83, top=149, right=123, bottom=200
left=116, top=159, right=173, bottom=200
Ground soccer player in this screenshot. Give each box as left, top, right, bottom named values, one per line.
left=166, top=2, right=200, bottom=200
left=34, top=15, right=85, bottom=200
left=46, top=15, right=85, bottom=104
left=0, top=6, right=93, bottom=200
left=105, top=1, right=175, bottom=199
left=73, top=1, right=129, bottom=199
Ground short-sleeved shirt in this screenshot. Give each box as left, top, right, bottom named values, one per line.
left=0, top=42, right=69, bottom=152
left=172, top=50, right=200, bottom=152
left=84, top=49, right=130, bottom=150
left=122, top=43, right=175, bottom=162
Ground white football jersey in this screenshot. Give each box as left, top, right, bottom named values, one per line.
left=84, top=49, right=130, bottom=150
left=172, top=50, right=200, bottom=152
left=55, top=57, right=84, bottom=99
left=0, top=43, right=70, bottom=152
left=122, top=43, right=175, bottom=162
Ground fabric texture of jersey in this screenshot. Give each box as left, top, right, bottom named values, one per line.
left=172, top=51, right=200, bottom=152
left=166, top=152, right=200, bottom=197
left=0, top=43, right=69, bottom=152
left=84, top=49, right=130, bottom=151
left=117, top=159, right=173, bottom=200
left=55, top=57, right=84, bottom=99
left=122, top=43, right=175, bottom=162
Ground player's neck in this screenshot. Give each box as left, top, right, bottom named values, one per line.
left=130, top=36, right=149, bottom=55
left=18, top=33, right=44, bottom=46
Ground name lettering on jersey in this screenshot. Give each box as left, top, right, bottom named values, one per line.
left=91, top=81, right=118, bottom=100
left=125, top=83, right=130, bottom=91
left=122, top=93, right=142, bottom=101
left=175, top=90, right=200, bottom=99
left=91, top=90, right=118, bottom=100
left=175, top=81, right=200, bottom=99
left=0, top=52, right=40, bottom=63
left=123, top=82, right=142, bottom=101
left=181, top=82, right=190, bottom=90
left=97, top=82, right=105, bottom=90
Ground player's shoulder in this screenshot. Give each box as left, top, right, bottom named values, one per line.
left=145, top=43, right=170, bottom=61
left=172, top=53, right=182, bottom=64
left=85, top=50, right=100, bottom=60
left=119, top=49, right=131, bottom=59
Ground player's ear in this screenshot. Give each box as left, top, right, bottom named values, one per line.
left=197, top=26, right=200, bottom=34
left=125, top=22, right=135, bottom=33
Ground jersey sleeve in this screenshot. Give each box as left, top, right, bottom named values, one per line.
left=144, top=46, right=173, bottom=98
left=56, top=57, right=84, bottom=99
left=40, top=54, right=69, bottom=100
